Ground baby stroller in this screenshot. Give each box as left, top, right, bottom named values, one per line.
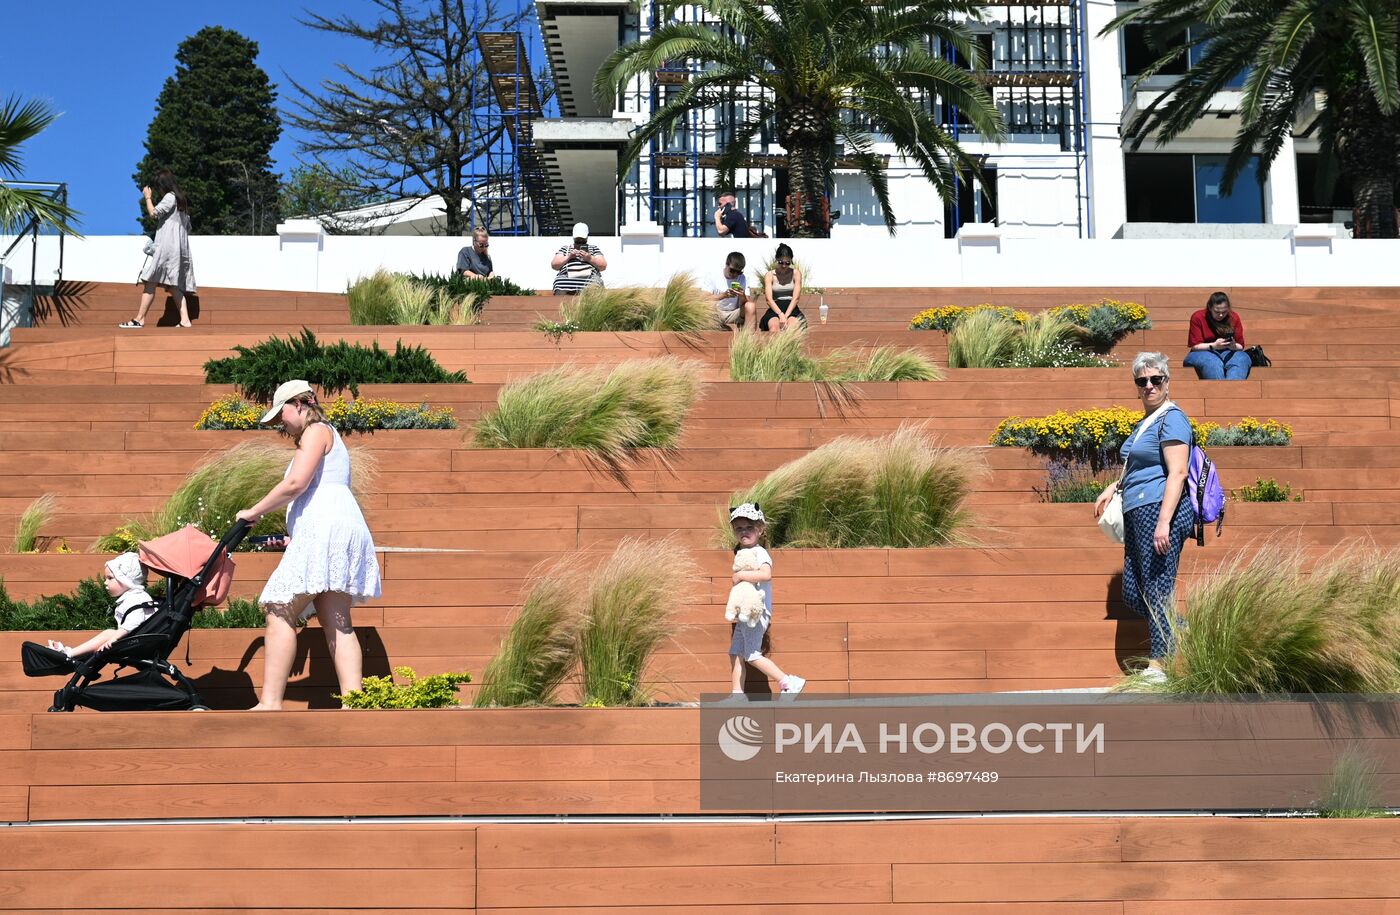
left=21, top=520, right=250, bottom=712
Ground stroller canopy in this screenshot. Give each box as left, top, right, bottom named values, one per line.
left=138, top=525, right=236, bottom=607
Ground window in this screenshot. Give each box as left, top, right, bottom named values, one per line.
left=1125, top=153, right=1263, bottom=223
left=944, top=166, right=997, bottom=238
left=1194, top=155, right=1262, bottom=223
left=1122, top=23, right=1246, bottom=88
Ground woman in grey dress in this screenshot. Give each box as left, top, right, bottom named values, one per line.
left=122, top=171, right=196, bottom=328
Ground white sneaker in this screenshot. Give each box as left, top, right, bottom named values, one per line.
left=781, top=675, right=806, bottom=695
left=1140, top=667, right=1167, bottom=684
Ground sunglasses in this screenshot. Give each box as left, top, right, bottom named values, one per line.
left=775, top=260, right=792, bottom=267
left=1134, top=375, right=1167, bottom=389
left=476, top=241, right=489, bottom=248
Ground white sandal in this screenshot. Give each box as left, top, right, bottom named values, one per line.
left=118, top=320, right=143, bottom=329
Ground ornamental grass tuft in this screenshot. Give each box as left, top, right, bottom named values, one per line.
left=729, top=326, right=940, bottom=382
left=578, top=537, right=698, bottom=707
left=946, top=308, right=1020, bottom=368
left=545, top=273, right=715, bottom=333
left=1316, top=747, right=1390, bottom=818
left=1143, top=542, right=1400, bottom=695
left=94, top=441, right=379, bottom=552
left=472, top=357, right=703, bottom=461
left=475, top=563, right=586, bottom=707
left=347, top=270, right=484, bottom=325
left=724, top=425, right=982, bottom=548
left=13, top=493, right=56, bottom=553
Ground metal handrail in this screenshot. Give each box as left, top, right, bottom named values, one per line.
left=0, top=181, right=69, bottom=286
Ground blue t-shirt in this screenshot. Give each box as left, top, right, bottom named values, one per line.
left=1119, top=405, right=1192, bottom=509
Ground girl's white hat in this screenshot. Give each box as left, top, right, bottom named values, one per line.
left=106, top=552, right=146, bottom=591
left=729, top=503, right=765, bottom=523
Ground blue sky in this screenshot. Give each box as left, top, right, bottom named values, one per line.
left=5, top=1, right=383, bottom=234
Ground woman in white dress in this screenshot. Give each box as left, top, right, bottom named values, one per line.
left=122, top=170, right=196, bottom=328
left=237, top=380, right=382, bottom=709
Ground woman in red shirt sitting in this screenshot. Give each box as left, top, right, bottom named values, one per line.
left=1184, top=291, right=1250, bottom=380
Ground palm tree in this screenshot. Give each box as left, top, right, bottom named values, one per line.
left=594, top=0, right=1004, bottom=237
left=1106, top=1, right=1399, bottom=238
left=0, top=96, right=81, bottom=237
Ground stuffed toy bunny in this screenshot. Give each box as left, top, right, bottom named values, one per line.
left=725, top=547, right=767, bottom=628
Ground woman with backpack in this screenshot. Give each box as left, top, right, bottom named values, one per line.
left=1094, top=352, right=1195, bottom=682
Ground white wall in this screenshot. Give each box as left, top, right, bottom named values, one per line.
left=6, top=229, right=1397, bottom=292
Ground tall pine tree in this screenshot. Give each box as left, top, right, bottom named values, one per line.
left=135, top=27, right=281, bottom=235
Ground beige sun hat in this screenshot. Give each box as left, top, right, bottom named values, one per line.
left=259, top=380, right=315, bottom=425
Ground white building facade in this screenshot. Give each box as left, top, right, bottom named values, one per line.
left=530, top=0, right=1344, bottom=241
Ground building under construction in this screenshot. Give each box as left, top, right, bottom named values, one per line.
left=460, top=0, right=1336, bottom=240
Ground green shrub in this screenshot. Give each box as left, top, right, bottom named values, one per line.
left=0, top=576, right=125, bottom=630
left=1200, top=418, right=1293, bottom=446
left=473, top=358, right=703, bottom=460
left=1035, top=460, right=1117, bottom=503
left=191, top=598, right=267, bottom=628
left=729, top=327, right=941, bottom=382
left=578, top=537, right=698, bottom=707
left=546, top=273, right=714, bottom=333
left=475, top=565, right=584, bottom=707
left=0, top=576, right=264, bottom=631
left=337, top=666, right=473, bottom=709
left=196, top=394, right=457, bottom=433
left=1144, top=544, right=1400, bottom=695
left=1233, top=478, right=1302, bottom=503
left=407, top=271, right=533, bottom=299
left=13, top=493, right=56, bottom=553
left=725, top=425, right=982, bottom=548
left=203, top=329, right=468, bottom=402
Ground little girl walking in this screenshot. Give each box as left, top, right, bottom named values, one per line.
left=728, top=503, right=805, bottom=696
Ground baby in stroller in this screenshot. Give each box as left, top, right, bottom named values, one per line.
left=47, top=553, right=159, bottom=659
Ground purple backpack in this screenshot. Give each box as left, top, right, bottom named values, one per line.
left=1160, top=409, right=1225, bottom=545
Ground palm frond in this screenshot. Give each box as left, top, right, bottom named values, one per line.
left=1346, top=0, right=1400, bottom=114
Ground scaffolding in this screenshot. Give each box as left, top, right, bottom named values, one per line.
left=465, top=1, right=563, bottom=236
left=627, top=0, right=1089, bottom=237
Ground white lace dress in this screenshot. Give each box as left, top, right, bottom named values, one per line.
left=259, top=428, right=381, bottom=610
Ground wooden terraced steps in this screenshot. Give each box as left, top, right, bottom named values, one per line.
left=4, top=816, right=1400, bottom=911
left=2, top=280, right=1399, bottom=912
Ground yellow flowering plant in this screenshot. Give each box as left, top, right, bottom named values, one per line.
left=196, top=394, right=457, bottom=433
left=909, top=304, right=1031, bottom=331
left=992, top=407, right=1292, bottom=470
left=911, top=299, right=1151, bottom=352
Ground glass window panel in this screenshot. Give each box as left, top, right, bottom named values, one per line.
left=1194, top=154, right=1264, bottom=223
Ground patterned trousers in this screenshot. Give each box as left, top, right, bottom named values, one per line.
left=1122, top=498, right=1194, bottom=659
